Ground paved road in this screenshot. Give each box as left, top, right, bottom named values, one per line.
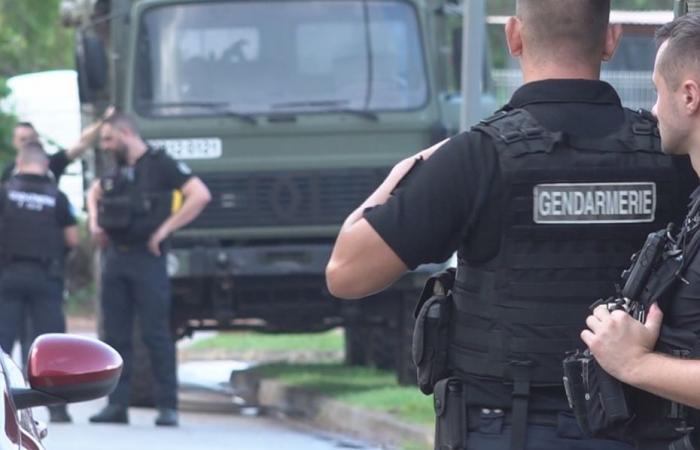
left=34, top=399, right=382, bottom=450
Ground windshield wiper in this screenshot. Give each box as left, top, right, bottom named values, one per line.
left=142, top=101, right=258, bottom=125
left=271, top=100, right=378, bottom=121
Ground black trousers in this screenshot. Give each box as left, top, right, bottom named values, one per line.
left=101, top=246, right=177, bottom=410
left=0, top=263, right=65, bottom=355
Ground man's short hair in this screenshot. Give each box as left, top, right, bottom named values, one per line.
left=14, top=122, right=36, bottom=131
left=102, top=111, right=139, bottom=135
left=17, top=141, right=48, bottom=166
left=655, top=13, right=700, bottom=90
left=516, top=0, right=611, bottom=62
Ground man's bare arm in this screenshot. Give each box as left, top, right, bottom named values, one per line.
left=148, top=177, right=211, bottom=256
left=86, top=180, right=109, bottom=247
left=86, top=180, right=102, bottom=231
left=582, top=304, right=700, bottom=409
left=326, top=139, right=447, bottom=299
left=65, top=107, right=115, bottom=160
left=63, top=224, right=80, bottom=248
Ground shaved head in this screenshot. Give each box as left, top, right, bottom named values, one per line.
left=103, top=111, right=139, bottom=135
left=655, top=13, right=700, bottom=90
left=17, top=141, right=48, bottom=167
left=516, top=0, right=611, bottom=64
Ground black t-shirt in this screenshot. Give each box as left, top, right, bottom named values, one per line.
left=664, top=187, right=700, bottom=338
left=101, top=148, right=192, bottom=244
left=0, top=174, right=76, bottom=227
left=1, top=150, right=71, bottom=183
left=364, top=79, right=696, bottom=269
left=104, top=148, right=192, bottom=193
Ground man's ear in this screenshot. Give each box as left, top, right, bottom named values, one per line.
left=505, top=16, right=523, bottom=57
left=681, top=79, right=700, bottom=115
left=602, top=24, right=623, bottom=62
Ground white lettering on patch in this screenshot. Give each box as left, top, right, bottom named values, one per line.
left=533, top=183, right=656, bottom=224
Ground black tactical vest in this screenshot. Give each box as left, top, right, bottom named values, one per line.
left=0, top=176, right=63, bottom=263
left=98, top=151, right=172, bottom=244
left=450, top=108, right=687, bottom=408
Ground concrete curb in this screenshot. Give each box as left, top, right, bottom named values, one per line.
left=258, top=379, right=434, bottom=449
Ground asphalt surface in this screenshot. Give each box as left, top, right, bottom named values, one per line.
left=34, top=399, right=384, bottom=450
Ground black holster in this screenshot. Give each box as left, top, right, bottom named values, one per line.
left=413, top=268, right=455, bottom=395
left=434, top=377, right=467, bottom=450
left=562, top=350, right=631, bottom=439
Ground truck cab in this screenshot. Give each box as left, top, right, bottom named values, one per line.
left=61, top=0, right=492, bottom=398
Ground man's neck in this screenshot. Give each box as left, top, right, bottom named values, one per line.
left=520, top=61, right=602, bottom=84
left=127, top=140, right=149, bottom=166
left=689, top=135, right=700, bottom=180
left=16, top=164, right=46, bottom=176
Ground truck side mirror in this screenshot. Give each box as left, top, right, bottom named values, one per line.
left=76, top=31, right=108, bottom=103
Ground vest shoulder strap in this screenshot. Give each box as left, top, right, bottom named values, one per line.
left=471, top=108, right=561, bottom=156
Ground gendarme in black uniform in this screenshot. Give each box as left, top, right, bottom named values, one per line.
left=0, top=173, right=75, bottom=354
left=365, top=80, right=696, bottom=450
left=1, top=150, right=71, bottom=183
left=97, top=147, right=190, bottom=413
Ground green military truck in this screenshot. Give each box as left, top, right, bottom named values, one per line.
left=59, top=0, right=492, bottom=404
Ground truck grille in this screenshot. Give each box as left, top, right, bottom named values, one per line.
left=192, top=168, right=389, bottom=228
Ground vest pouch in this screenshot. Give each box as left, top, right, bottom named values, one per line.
left=434, top=377, right=466, bottom=450
left=97, top=195, right=132, bottom=231
left=562, top=351, right=593, bottom=436
left=413, top=293, right=452, bottom=395
left=584, top=356, right=632, bottom=438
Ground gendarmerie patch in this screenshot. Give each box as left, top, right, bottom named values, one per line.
left=533, top=182, right=656, bottom=224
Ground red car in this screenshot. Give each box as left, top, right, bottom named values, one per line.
left=0, top=334, right=122, bottom=450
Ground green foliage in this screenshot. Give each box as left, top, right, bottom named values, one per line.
left=0, top=0, right=73, bottom=166
left=0, top=77, right=14, bottom=162
left=0, top=0, right=74, bottom=77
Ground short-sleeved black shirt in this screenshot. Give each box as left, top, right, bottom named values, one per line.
left=1, top=150, right=71, bottom=183
left=665, top=187, right=700, bottom=338
left=105, top=147, right=192, bottom=194
left=364, top=79, right=694, bottom=269
left=0, top=174, right=76, bottom=227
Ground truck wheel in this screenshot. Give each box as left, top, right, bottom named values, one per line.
left=367, top=322, right=398, bottom=370
left=395, top=292, right=417, bottom=386
left=344, top=323, right=370, bottom=366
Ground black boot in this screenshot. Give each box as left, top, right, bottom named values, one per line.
left=155, top=408, right=178, bottom=427
left=89, top=404, right=128, bottom=424
left=48, top=405, right=72, bottom=423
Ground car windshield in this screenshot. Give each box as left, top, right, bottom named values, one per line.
left=134, top=0, right=428, bottom=117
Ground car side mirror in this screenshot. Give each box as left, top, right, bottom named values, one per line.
left=11, top=334, right=122, bottom=410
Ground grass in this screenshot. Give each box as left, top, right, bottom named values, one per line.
left=188, top=329, right=435, bottom=434
left=257, top=362, right=434, bottom=426
left=189, top=329, right=344, bottom=352
left=64, top=282, right=96, bottom=316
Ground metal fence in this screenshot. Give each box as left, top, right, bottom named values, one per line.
left=492, top=69, right=656, bottom=112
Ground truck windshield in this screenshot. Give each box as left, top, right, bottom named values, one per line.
left=134, top=0, right=428, bottom=117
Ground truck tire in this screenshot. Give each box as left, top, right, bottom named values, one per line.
left=344, top=323, right=370, bottom=366
left=395, top=292, right=417, bottom=385
left=367, top=322, right=398, bottom=370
